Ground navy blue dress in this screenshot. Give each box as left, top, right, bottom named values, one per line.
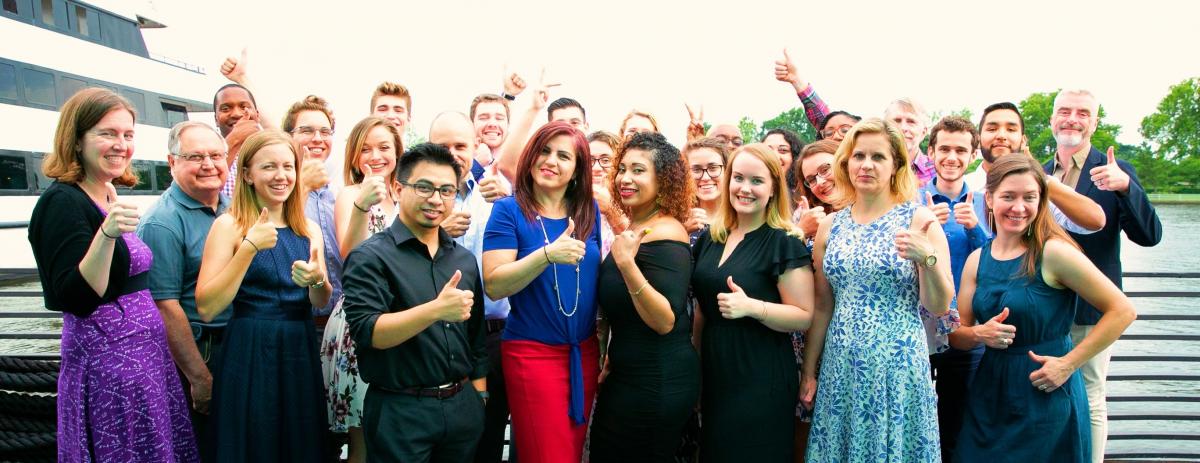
left=955, top=242, right=1090, bottom=462
left=211, top=227, right=326, bottom=462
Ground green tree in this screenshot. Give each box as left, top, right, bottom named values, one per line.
left=761, top=107, right=818, bottom=142
left=1139, top=77, right=1200, bottom=162
left=738, top=116, right=759, bottom=144
left=1019, top=90, right=1121, bottom=163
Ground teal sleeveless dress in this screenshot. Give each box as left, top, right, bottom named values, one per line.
left=955, top=242, right=1090, bottom=462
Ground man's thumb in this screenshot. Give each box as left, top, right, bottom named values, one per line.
left=925, top=191, right=935, bottom=206
left=782, top=47, right=791, bottom=61
left=443, top=270, right=462, bottom=293
left=921, top=220, right=934, bottom=234
left=966, top=190, right=975, bottom=204
left=309, top=246, right=318, bottom=263
left=798, top=196, right=810, bottom=211
left=726, top=276, right=742, bottom=293
left=1107, top=146, right=1117, bottom=164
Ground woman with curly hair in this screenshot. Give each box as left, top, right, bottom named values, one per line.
left=588, top=132, right=701, bottom=462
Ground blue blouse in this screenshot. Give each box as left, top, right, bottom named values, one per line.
left=482, top=196, right=601, bottom=423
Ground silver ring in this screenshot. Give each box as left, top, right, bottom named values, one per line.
left=1038, top=384, right=1048, bottom=391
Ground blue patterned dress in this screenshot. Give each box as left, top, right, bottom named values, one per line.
left=807, top=202, right=940, bottom=462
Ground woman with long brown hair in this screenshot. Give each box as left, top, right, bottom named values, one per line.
left=952, top=154, right=1135, bottom=462
left=482, top=121, right=602, bottom=463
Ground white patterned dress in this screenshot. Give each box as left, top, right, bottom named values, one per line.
left=319, top=205, right=393, bottom=432
left=806, top=201, right=940, bottom=461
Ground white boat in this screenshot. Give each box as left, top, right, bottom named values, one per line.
left=0, top=0, right=212, bottom=270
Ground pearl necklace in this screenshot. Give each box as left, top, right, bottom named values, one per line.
left=536, top=215, right=581, bottom=317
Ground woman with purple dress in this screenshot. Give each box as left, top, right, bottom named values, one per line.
left=28, top=88, right=198, bottom=462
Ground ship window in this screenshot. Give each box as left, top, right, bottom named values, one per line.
left=154, top=162, right=172, bottom=190
left=21, top=68, right=55, bottom=107
left=0, top=154, right=29, bottom=191
left=3, top=0, right=18, bottom=15
left=129, top=161, right=153, bottom=191
left=0, top=63, right=16, bottom=101
left=29, top=153, right=52, bottom=192
left=59, top=75, right=86, bottom=102
left=162, top=102, right=187, bottom=127
left=74, top=4, right=87, bottom=35
left=38, top=0, right=50, bottom=24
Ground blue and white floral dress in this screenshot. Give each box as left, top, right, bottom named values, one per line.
left=806, top=201, right=940, bottom=462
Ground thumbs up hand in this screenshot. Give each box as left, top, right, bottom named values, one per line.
left=542, top=218, right=586, bottom=265
left=978, top=307, right=1017, bottom=349
left=954, top=191, right=980, bottom=230
left=433, top=270, right=473, bottom=323
left=478, top=163, right=511, bottom=203
left=717, top=276, right=761, bottom=320
left=773, top=48, right=808, bottom=92
left=441, top=210, right=472, bottom=238
left=291, top=246, right=323, bottom=288
left=1088, top=146, right=1130, bottom=193
left=100, top=182, right=140, bottom=238
left=895, top=220, right=938, bottom=264
left=220, top=47, right=250, bottom=84
left=611, top=227, right=651, bottom=269
left=1028, top=350, right=1074, bottom=393
left=793, top=196, right=825, bottom=239
left=243, top=207, right=278, bottom=253
left=502, top=65, right=527, bottom=98
left=925, top=191, right=950, bottom=225
left=355, top=175, right=387, bottom=212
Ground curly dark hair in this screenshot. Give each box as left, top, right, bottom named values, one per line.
left=611, top=132, right=694, bottom=223
left=763, top=128, right=804, bottom=192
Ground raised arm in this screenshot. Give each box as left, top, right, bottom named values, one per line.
left=1046, top=175, right=1105, bottom=232
left=196, top=211, right=271, bottom=322
left=496, top=71, right=558, bottom=183
left=773, top=48, right=830, bottom=129
left=220, top=48, right=276, bottom=130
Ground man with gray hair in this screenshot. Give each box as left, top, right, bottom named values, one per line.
left=885, top=97, right=936, bottom=186
left=1044, top=89, right=1162, bottom=463
left=137, top=121, right=232, bottom=462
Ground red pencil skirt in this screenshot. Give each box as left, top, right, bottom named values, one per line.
left=502, top=336, right=599, bottom=463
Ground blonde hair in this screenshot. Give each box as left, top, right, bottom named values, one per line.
left=829, top=118, right=918, bottom=209
left=230, top=130, right=310, bottom=238
left=618, top=110, right=660, bottom=138
left=45, top=88, right=139, bottom=186
left=709, top=143, right=795, bottom=243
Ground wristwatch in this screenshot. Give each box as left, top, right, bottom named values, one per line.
left=500, top=92, right=516, bottom=101
left=309, top=278, right=326, bottom=289
left=923, top=254, right=937, bottom=268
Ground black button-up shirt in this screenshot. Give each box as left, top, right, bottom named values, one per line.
left=343, top=219, right=488, bottom=390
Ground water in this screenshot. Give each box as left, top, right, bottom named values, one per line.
left=3, top=204, right=1199, bottom=457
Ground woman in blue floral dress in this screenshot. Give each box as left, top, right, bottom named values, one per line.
left=802, top=119, right=954, bottom=462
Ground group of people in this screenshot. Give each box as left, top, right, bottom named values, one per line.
left=27, top=49, right=1164, bottom=463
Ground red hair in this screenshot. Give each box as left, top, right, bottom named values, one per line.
left=513, top=121, right=596, bottom=240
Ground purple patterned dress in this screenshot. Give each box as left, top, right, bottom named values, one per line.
left=56, top=228, right=198, bottom=462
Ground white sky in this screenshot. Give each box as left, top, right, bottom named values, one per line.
left=138, top=0, right=1200, bottom=147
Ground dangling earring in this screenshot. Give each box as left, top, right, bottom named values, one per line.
left=1026, top=225, right=1034, bottom=237
left=569, top=178, right=576, bottom=189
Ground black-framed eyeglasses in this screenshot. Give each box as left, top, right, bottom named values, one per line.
left=172, top=152, right=228, bottom=165
left=820, top=124, right=852, bottom=139
left=803, top=163, right=833, bottom=188
left=290, top=126, right=334, bottom=138
left=401, top=181, right=458, bottom=199
left=690, top=164, right=724, bottom=179
left=592, top=156, right=612, bottom=168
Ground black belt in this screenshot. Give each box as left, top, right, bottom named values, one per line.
left=119, top=271, right=150, bottom=296
left=398, top=380, right=466, bottom=400
left=486, top=319, right=506, bottom=334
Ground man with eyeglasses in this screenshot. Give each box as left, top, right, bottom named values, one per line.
left=707, top=124, right=744, bottom=152
left=138, top=121, right=232, bottom=461
left=343, top=143, right=488, bottom=462
left=428, top=112, right=517, bottom=463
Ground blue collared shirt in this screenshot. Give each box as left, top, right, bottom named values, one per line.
left=456, top=161, right=512, bottom=320
left=306, top=185, right=343, bottom=317
left=919, top=179, right=991, bottom=294
left=138, top=184, right=231, bottom=327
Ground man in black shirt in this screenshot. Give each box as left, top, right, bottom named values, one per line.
left=343, top=143, right=488, bottom=462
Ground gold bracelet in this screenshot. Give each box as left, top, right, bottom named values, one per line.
left=630, top=280, right=650, bottom=296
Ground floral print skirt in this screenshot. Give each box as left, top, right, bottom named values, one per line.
left=319, top=298, right=367, bottom=432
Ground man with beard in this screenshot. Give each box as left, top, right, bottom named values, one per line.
left=970, top=102, right=1106, bottom=233
left=1043, top=89, right=1162, bottom=463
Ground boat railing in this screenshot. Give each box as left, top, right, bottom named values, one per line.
left=148, top=52, right=206, bottom=75
left=1, top=270, right=1197, bottom=461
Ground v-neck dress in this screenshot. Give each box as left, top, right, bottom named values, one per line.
left=691, top=224, right=811, bottom=462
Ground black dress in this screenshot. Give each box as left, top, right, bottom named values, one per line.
left=691, top=225, right=811, bottom=463
left=590, top=241, right=701, bottom=463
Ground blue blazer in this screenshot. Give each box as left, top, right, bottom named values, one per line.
left=1042, top=147, right=1162, bottom=325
